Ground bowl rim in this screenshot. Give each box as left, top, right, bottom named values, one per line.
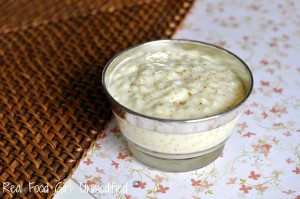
left=101, top=39, right=254, bottom=123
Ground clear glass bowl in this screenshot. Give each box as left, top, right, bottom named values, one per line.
left=102, top=40, right=253, bottom=172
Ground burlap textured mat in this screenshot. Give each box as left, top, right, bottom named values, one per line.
left=0, top=0, right=194, bottom=198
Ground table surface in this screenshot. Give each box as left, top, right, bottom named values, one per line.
left=57, top=0, right=300, bottom=198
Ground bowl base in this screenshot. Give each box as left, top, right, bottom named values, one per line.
left=127, top=142, right=224, bottom=172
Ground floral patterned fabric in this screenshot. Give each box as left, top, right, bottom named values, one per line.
left=72, top=0, right=300, bottom=198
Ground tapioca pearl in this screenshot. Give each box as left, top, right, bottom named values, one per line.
left=159, top=138, right=167, bottom=144
left=114, top=82, right=130, bottom=92
left=135, top=74, right=147, bottom=84
left=174, top=143, right=181, bottom=149
left=196, top=97, right=210, bottom=106
left=204, top=134, right=212, bottom=140
left=197, top=133, right=206, bottom=139
left=170, top=135, right=180, bottom=141
left=155, top=81, right=168, bottom=90
left=152, top=106, right=174, bottom=118
left=213, top=133, right=219, bottom=138
left=137, top=135, right=145, bottom=143
left=119, top=64, right=138, bottom=74
left=148, top=139, right=156, bottom=146
left=214, top=127, right=223, bottom=133
left=184, top=135, right=193, bottom=141
left=168, top=141, right=175, bottom=146
left=164, top=87, right=189, bottom=102
left=189, top=142, right=197, bottom=148
left=215, top=131, right=223, bottom=136
left=202, top=106, right=212, bottom=115
left=196, top=139, right=203, bottom=145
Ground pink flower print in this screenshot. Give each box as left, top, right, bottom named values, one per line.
left=252, top=143, right=272, bottom=157
left=137, top=181, right=146, bottom=189
left=219, top=152, right=224, bottom=157
left=117, top=152, right=128, bottom=159
left=260, top=59, right=268, bottom=65
left=84, top=180, right=96, bottom=187
left=282, top=189, right=296, bottom=195
left=262, top=111, right=268, bottom=119
left=250, top=102, right=259, bottom=107
left=273, top=87, right=282, bottom=93
left=266, top=68, right=274, bottom=74
left=125, top=195, right=131, bottom=199
left=272, top=137, right=279, bottom=145
left=215, top=41, right=226, bottom=47
left=284, top=44, right=291, bottom=48
left=92, top=176, right=102, bottom=184
left=110, top=126, right=120, bottom=134
left=242, top=35, right=249, bottom=41
left=226, top=177, right=237, bottom=184
left=100, top=132, right=107, bottom=139
left=239, top=185, right=252, bottom=193
left=248, top=171, right=261, bottom=180
left=292, top=167, right=300, bottom=174
left=270, top=106, right=286, bottom=114
left=191, top=178, right=201, bottom=186
left=252, top=144, right=260, bottom=151
left=152, top=175, right=164, bottom=183
left=229, top=16, right=236, bottom=20
left=270, top=106, right=280, bottom=113
left=255, top=184, right=267, bottom=192
left=156, top=185, right=169, bottom=193
left=282, top=34, right=289, bottom=40
left=283, top=131, right=292, bottom=136
left=111, top=160, right=119, bottom=169
left=261, top=144, right=272, bottom=156
left=96, top=167, right=105, bottom=174
left=248, top=3, right=260, bottom=11
left=243, top=132, right=256, bottom=137
left=261, top=144, right=272, bottom=150
left=244, top=109, right=253, bottom=115
left=239, top=122, right=248, bottom=129
left=285, top=158, right=295, bottom=164
left=273, top=122, right=283, bottom=127
left=269, top=41, right=277, bottom=48
left=260, top=80, right=269, bottom=86
left=83, top=158, right=93, bottom=165
left=94, top=142, right=101, bottom=149
left=124, top=195, right=139, bottom=199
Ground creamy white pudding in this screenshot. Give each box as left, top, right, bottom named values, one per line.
left=108, top=51, right=245, bottom=120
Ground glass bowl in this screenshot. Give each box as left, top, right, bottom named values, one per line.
left=102, top=40, right=253, bottom=172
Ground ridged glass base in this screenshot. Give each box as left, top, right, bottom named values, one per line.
left=127, top=141, right=224, bottom=172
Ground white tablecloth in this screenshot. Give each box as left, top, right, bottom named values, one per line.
left=69, top=0, right=300, bottom=198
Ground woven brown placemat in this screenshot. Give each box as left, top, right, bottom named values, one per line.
left=0, top=0, right=194, bottom=198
